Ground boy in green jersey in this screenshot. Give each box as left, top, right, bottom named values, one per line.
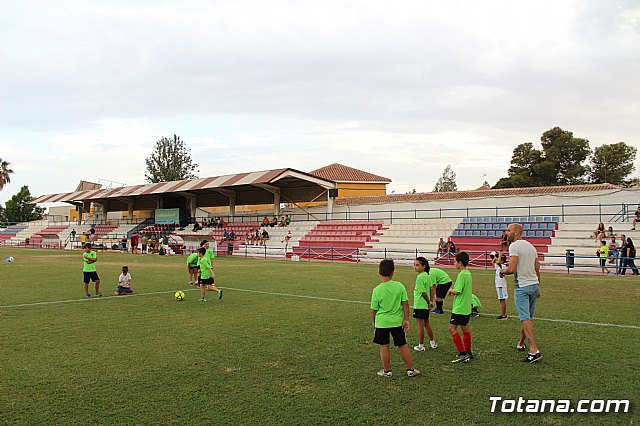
left=82, top=243, right=102, bottom=298
left=597, top=240, right=610, bottom=274
left=186, top=250, right=199, bottom=286
left=197, top=247, right=222, bottom=302
left=412, top=257, right=437, bottom=351
left=428, top=267, right=453, bottom=314
left=370, top=259, right=420, bottom=378
left=471, top=294, right=482, bottom=317
left=448, top=252, right=473, bottom=363
left=200, top=240, right=218, bottom=291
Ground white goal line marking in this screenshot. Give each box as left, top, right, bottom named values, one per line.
left=1, top=286, right=638, bottom=330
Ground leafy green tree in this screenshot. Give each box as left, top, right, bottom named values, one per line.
left=0, top=158, right=14, bottom=191
left=145, top=134, right=199, bottom=183
left=1, top=185, right=45, bottom=223
left=433, top=165, right=457, bottom=192
left=589, top=142, right=637, bottom=185
left=494, top=127, right=590, bottom=188
left=540, top=127, right=590, bottom=184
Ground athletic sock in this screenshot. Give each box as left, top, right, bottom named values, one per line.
left=436, top=301, right=443, bottom=311
left=452, top=333, right=465, bottom=353
left=418, top=343, right=424, bottom=349
left=463, top=331, right=472, bottom=353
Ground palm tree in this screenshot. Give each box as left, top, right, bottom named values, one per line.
left=0, top=158, right=14, bottom=191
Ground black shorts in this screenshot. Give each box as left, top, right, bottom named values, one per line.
left=450, top=313, right=471, bottom=326
left=435, top=282, right=453, bottom=298
left=599, top=258, right=606, bottom=267
left=116, top=286, right=134, bottom=294
left=189, top=265, right=200, bottom=272
left=131, top=243, right=138, bottom=247
left=373, top=326, right=407, bottom=346
left=413, top=309, right=430, bottom=320
left=83, top=271, right=99, bottom=283
left=200, top=277, right=214, bottom=285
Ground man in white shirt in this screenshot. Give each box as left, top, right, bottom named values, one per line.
left=500, top=223, right=542, bottom=363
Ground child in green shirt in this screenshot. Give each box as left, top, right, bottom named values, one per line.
left=412, top=257, right=437, bottom=351
left=448, top=252, right=473, bottom=363
left=370, top=259, right=420, bottom=378
left=82, top=243, right=102, bottom=298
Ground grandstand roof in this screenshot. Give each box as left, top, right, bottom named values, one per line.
left=310, top=163, right=391, bottom=183
left=31, top=168, right=336, bottom=208
left=335, top=183, right=620, bottom=206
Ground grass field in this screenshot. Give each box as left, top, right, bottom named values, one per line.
left=0, top=248, right=638, bottom=425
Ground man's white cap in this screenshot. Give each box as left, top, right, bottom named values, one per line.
left=490, top=251, right=497, bottom=257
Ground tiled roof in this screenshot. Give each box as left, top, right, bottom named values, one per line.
left=310, top=163, right=391, bottom=183
left=335, top=183, right=620, bottom=206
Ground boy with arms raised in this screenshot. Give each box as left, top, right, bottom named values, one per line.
left=448, top=252, right=473, bottom=363
left=370, top=259, right=420, bottom=378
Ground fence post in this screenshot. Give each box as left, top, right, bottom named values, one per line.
left=384, top=247, right=387, bottom=259
left=562, top=204, right=565, bottom=222
left=331, top=246, right=334, bottom=262
left=599, top=204, right=602, bottom=222
left=390, top=210, right=393, bottom=224
left=485, top=251, right=488, bottom=270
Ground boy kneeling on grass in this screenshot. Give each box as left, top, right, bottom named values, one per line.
left=114, top=266, right=135, bottom=296
left=370, top=259, right=420, bottom=378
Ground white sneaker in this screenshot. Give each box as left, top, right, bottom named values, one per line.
left=430, top=341, right=438, bottom=349
left=377, top=369, right=392, bottom=378
left=407, top=368, right=421, bottom=377
left=413, top=345, right=425, bottom=352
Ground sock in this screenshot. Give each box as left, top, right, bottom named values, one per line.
left=418, top=343, right=424, bottom=349
left=452, top=333, right=465, bottom=353
left=463, top=332, right=472, bottom=353
left=430, top=340, right=436, bottom=345
left=437, top=301, right=443, bottom=311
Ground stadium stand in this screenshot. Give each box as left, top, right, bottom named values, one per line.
left=175, top=222, right=261, bottom=254
left=238, top=221, right=318, bottom=258
left=367, top=219, right=460, bottom=258
left=292, top=221, right=385, bottom=260
left=0, top=224, right=29, bottom=242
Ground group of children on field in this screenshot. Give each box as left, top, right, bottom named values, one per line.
left=82, top=240, right=223, bottom=302
left=371, top=250, right=510, bottom=377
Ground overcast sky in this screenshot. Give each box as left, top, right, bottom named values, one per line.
left=1, top=0, right=639, bottom=205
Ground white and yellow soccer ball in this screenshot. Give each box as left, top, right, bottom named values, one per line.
left=174, top=291, right=185, bottom=301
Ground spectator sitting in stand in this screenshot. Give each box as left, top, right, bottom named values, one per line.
left=262, top=216, right=270, bottom=227
left=436, top=238, right=447, bottom=256
left=261, top=228, right=270, bottom=245
left=192, top=221, right=201, bottom=232
left=222, top=229, right=229, bottom=242
left=278, top=216, right=286, bottom=227
left=447, top=236, right=457, bottom=254
left=592, top=222, right=605, bottom=240
left=285, top=215, right=291, bottom=226
left=246, top=230, right=253, bottom=245
left=633, top=206, right=640, bottom=231
left=270, top=216, right=278, bottom=227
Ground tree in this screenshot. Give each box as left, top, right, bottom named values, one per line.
left=589, top=142, right=637, bottom=185
left=0, top=158, right=14, bottom=191
left=1, top=185, right=45, bottom=223
left=433, top=165, right=457, bottom=192
left=494, top=127, right=590, bottom=188
left=145, top=134, right=199, bottom=183
left=540, top=127, right=590, bottom=184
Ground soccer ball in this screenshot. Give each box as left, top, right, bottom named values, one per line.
left=174, top=291, right=185, bottom=301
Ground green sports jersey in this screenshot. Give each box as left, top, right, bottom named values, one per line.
left=198, top=256, right=213, bottom=279
left=370, top=280, right=409, bottom=328
left=413, top=272, right=430, bottom=310
left=187, top=252, right=199, bottom=267
left=599, top=246, right=609, bottom=259
left=82, top=251, right=97, bottom=272
left=451, top=269, right=472, bottom=315
left=206, top=247, right=215, bottom=261
left=471, top=294, right=482, bottom=312
left=429, top=268, right=452, bottom=285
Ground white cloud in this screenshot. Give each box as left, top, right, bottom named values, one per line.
left=0, top=0, right=639, bottom=205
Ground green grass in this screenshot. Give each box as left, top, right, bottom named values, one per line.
left=0, top=248, right=638, bottom=425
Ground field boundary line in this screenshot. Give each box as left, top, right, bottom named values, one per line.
left=2, top=285, right=639, bottom=330
left=0, top=288, right=200, bottom=309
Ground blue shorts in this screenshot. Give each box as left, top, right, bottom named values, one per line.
left=514, top=284, right=540, bottom=321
